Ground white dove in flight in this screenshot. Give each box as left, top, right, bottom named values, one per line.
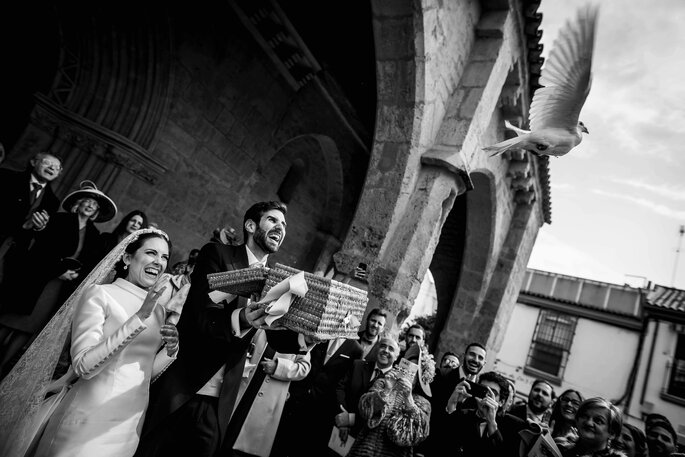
left=484, top=4, right=599, bottom=158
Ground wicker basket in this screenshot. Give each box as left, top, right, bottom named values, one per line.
left=207, top=266, right=268, bottom=297
left=260, top=264, right=368, bottom=341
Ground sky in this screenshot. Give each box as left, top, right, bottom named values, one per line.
left=526, top=0, right=685, bottom=290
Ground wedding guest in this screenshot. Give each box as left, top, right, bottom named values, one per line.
left=561, top=398, right=625, bottom=457
left=550, top=389, right=584, bottom=450
left=509, top=379, right=555, bottom=425
left=614, top=423, right=648, bottom=457
left=100, top=209, right=148, bottom=254
left=400, top=324, right=425, bottom=357
left=274, top=334, right=362, bottom=455
left=228, top=328, right=312, bottom=457
left=0, top=181, right=116, bottom=376
left=444, top=371, right=527, bottom=457
left=335, top=337, right=400, bottom=443
left=171, top=248, right=200, bottom=277
left=348, top=343, right=433, bottom=457
left=646, top=415, right=678, bottom=457
left=0, top=151, right=62, bottom=285
left=210, top=225, right=240, bottom=245
left=358, top=308, right=386, bottom=363
left=421, top=342, right=488, bottom=457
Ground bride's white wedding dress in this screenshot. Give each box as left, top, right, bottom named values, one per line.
left=34, top=278, right=176, bottom=457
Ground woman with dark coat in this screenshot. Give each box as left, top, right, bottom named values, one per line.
left=0, top=180, right=117, bottom=376
left=100, top=209, right=148, bottom=255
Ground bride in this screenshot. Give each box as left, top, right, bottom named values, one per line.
left=0, top=228, right=189, bottom=457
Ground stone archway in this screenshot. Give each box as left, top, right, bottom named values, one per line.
left=428, top=192, right=466, bottom=352
left=435, top=171, right=497, bottom=357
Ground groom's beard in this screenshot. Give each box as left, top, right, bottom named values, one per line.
left=254, top=227, right=281, bottom=254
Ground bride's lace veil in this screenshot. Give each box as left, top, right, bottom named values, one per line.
left=0, top=227, right=169, bottom=456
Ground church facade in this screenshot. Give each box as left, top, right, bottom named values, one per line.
left=1, top=0, right=550, bottom=357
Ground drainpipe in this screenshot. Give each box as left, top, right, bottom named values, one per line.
left=640, top=317, right=659, bottom=405
left=622, top=314, right=648, bottom=413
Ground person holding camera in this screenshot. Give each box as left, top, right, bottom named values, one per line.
left=420, top=342, right=488, bottom=457
left=444, top=371, right=527, bottom=457
left=0, top=181, right=116, bottom=377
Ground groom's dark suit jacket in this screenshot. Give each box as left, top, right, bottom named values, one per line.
left=141, top=242, right=298, bottom=446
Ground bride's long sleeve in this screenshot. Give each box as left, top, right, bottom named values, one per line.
left=70, top=286, right=148, bottom=379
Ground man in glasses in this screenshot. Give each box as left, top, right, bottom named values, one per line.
left=0, top=151, right=63, bottom=285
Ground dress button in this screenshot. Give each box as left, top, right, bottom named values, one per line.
left=258, top=392, right=264, bottom=397
left=265, top=378, right=270, bottom=383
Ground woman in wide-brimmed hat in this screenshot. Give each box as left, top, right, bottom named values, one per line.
left=0, top=180, right=117, bottom=376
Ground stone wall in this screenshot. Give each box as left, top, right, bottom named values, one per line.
left=14, top=5, right=370, bottom=266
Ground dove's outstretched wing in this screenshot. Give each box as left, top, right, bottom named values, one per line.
left=529, top=4, right=599, bottom=132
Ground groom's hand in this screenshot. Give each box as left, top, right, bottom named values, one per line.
left=243, top=302, right=268, bottom=329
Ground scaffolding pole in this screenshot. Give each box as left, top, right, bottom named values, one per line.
left=671, top=225, right=685, bottom=287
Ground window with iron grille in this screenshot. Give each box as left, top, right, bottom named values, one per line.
left=525, top=310, right=577, bottom=380
left=667, top=333, right=685, bottom=399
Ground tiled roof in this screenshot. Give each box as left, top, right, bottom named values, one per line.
left=646, top=285, right=685, bottom=313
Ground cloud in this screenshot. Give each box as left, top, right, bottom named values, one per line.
left=592, top=189, right=685, bottom=220
left=551, top=182, right=572, bottom=191
left=610, top=178, right=685, bottom=202
left=537, top=1, right=685, bottom=165
left=528, top=230, right=625, bottom=285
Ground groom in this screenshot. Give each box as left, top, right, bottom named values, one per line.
left=136, top=201, right=306, bottom=457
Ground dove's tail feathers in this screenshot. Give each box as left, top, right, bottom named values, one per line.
left=483, top=136, right=524, bottom=157
left=504, top=120, right=529, bottom=137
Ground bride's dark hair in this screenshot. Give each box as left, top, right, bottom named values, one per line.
left=113, top=232, right=172, bottom=278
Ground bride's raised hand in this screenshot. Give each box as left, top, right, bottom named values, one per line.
left=137, top=278, right=169, bottom=320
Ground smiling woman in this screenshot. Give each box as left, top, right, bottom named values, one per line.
left=122, top=234, right=171, bottom=290
left=561, top=397, right=626, bottom=457
left=550, top=389, right=585, bottom=451
left=21, top=228, right=188, bottom=457
left=0, top=180, right=117, bottom=377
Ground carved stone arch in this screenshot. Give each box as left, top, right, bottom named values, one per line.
left=270, top=134, right=344, bottom=236
left=249, top=133, right=345, bottom=271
